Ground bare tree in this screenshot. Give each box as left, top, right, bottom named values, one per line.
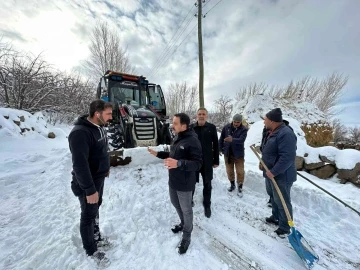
left=348, top=127, right=360, bottom=144
left=210, top=95, right=234, bottom=128
left=0, top=52, right=59, bottom=110
left=165, top=82, right=198, bottom=116
left=234, top=72, right=347, bottom=116
left=331, top=118, right=348, bottom=144
left=315, top=72, right=347, bottom=115
left=235, top=82, right=268, bottom=103
left=82, top=21, right=133, bottom=80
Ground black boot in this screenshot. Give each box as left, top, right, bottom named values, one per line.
left=204, top=206, right=211, bottom=218
left=171, top=223, right=183, bottom=233
left=238, top=183, right=243, bottom=193
left=228, top=181, right=235, bottom=192
left=178, top=238, right=191, bottom=254
left=265, top=216, right=279, bottom=225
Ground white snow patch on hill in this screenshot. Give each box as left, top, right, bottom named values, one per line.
left=239, top=94, right=326, bottom=125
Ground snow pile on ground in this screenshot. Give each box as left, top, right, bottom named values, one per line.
left=1, top=122, right=359, bottom=270
left=0, top=108, right=65, bottom=139
left=239, top=94, right=326, bottom=125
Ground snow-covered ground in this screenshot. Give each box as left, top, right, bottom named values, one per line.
left=1, top=117, right=360, bottom=270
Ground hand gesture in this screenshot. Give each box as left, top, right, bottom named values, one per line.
left=224, top=135, right=233, bottom=142
left=164, top=158, right=178, bottom=169
left=148, top=147, right=158, bottom=157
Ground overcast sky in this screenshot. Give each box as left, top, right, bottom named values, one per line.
left=1, top=0, right=359, bottom=126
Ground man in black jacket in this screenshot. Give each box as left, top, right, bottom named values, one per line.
left=190, top=108, right=219, bottom=218
left=148, top=113, right=202, bottom=254
left=68, top=100, right=112, bottom=265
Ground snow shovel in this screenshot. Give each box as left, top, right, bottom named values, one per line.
left=250, top=145, right=319, bottom=269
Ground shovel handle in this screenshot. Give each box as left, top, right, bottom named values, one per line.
left=250, top=145, right=294, bottom=227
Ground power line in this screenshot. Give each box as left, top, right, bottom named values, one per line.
left=149, top=16, right=195, bottom=78
left=148, top=3, right=196, bottom=76
left=203, top=0, right=224, bottom=17
left=151, top=24, right=197, bottom=78
left=203, top=0, right=211, bottom=8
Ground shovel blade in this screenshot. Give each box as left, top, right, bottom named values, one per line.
left=288, top=227, right=319, bottom=269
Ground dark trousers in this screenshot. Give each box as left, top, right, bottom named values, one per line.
left=193, top=166, right=212, bottom=207
left=267, top=177, right=293, bottom=231
left=77, top=179, right=104, bottom=256
left=169, top=187, right=193, bottom=241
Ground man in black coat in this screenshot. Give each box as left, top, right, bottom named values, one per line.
left=148, top=113, right=202, bottom=255
left=190, top=108, right=219, bottom=218
left=68, top=100, right=112, bottom=265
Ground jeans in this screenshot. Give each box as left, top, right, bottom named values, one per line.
left=169, top=186, right=193, bottom=241
left=267, top=177, right=293, bottom=231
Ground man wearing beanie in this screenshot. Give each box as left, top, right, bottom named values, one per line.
left=219, top=114, right=248, bottom=195
left=261, top=108, right=297, bottom=237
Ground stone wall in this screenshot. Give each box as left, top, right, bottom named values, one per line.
left=296, top=154, right=360, bottom=186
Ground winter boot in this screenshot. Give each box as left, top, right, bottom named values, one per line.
left=178, top=238, right=191, bottom=254
left=265, top=216, right=279, bottom=225
left=227, top=181, right=235, bottom=192
left=238, top=183, right=243, bottom=193
left=204, top=206, right=211, bottom=218
left=96, top=236, right=113, bottom=251
left=91, top=251, right=110, bottom=267
left=171, top=223, right=183, bottom=233
left=274, top=228, right=290, bottom=238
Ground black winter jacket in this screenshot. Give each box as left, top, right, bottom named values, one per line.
left=190, top=121, right=219, bottom=181
left=68, top=115, right=110, bottom=196
left=157, top=128, right=202, bottom=191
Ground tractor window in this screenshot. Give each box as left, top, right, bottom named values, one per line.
left=111, top=86, right=147, bottom=106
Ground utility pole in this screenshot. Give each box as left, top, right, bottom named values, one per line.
left=197, top=0, right=204, bottom=108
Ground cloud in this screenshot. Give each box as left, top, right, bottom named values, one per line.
left=334, top=101, right=360, bottom=127
left=0, top=0, right=359, bottom=124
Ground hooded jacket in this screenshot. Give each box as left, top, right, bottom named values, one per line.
left=157, top=128, right=202, bottom=191
left=68, top=115, right=110, bottom=196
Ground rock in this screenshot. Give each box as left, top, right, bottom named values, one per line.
left=319, top=155, right=336, bottom=165
left=13, top=120, right=21, bottom=126
left=309, top=164, right=336, bottom=179
left=337, top=163, right=360, bottom=186
left=31, top=127, right=35, bottom=131
left=304, top=153, right=309, bottom=157
left=304, top=161, right=325, bottom=170
left=109, top=150, right=132, bottom=166
left=19, top=116, right=25, bottom=122
left=4, top=115, right=9, bottom=119
left=295, top=156, right=304, bottom=170
left=48, top=132, right=56, bottom=139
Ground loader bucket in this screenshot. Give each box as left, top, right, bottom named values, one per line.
left=109, top=150, right=132, bottom=166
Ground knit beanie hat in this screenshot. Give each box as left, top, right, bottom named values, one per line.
left=232, top=114, right=243, bottom=122
left=266, top=108, right=283, bottom=122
